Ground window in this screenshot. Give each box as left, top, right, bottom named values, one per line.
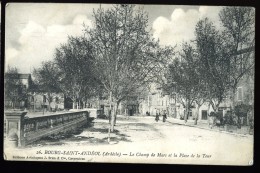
left=237, top=87, right=243, bottom=101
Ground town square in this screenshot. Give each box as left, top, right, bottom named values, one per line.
left=3, top=3, right=255, bottom=165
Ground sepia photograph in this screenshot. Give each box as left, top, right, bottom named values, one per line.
left=3, top=3, right=255, bottom=165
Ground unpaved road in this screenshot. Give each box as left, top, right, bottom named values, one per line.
left=5, top=115, right=253, bottom=165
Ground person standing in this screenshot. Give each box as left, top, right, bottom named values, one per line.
left=162, top=110, right=167, bottom=122
left=155, top=110, right=159, bottom=122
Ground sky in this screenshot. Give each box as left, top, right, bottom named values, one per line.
left=5, top=3, right=223, bottom=73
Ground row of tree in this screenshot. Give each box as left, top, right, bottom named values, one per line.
left=4, top=67, right=28, bottom=109
left=165, top=7, right=255, bottom=124
left=5, top=6, right=254, bottom=129
left=33, top=5, right=174, bottom=131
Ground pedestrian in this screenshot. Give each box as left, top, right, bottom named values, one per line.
left=155, top=111, right=159, bottom=122
left=162, top=110, right=167, bottom=122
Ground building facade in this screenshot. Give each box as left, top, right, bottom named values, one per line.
left=4, top=73, right=65, bottom=112
left=139, top=75, right=254, bottom=123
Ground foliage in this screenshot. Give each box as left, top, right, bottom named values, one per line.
left=167, top=43, right=199, bottom=122
left=4, top=67, right=28, bottom=109
left=82, top=4, right=174, bottom=130
left=30, top=6, right=254, bottom=128
left=219, top=7, right=255, bottom=105
left=165, top=7, right=254, bottom=123
left=234, top=104, right=251, bottom=117
left=33, top=61, right=62, bottom=109
left=54, top=36, right=102, bottom=105
left=33, top=61, right=61, bottom=93
left=223, top=111, right=237, bottom=125
left=85, top=5, right=172, bottom=101
left=32, top=5, right=173, bottom=131
left=195, top=18, right=230, bottom=112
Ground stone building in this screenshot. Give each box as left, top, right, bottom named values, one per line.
left=4, top=73, right=33, bottom=109
left=4, top=73, right=65, bottom=111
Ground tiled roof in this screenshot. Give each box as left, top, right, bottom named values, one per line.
left=5, top=73, right=31, bottom=79
left=19, top=74, right=31, bottom=79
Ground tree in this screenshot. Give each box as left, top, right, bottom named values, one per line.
left=54, top=36, right=100, bottom=109
left=167, top=44, right=200, bottom=123
left=4, top=67, right=27, bottom=109
left=219, top=7, right=255, bottom=108
left=234, top=103, right=251, bottom=127
left=84, top=5, right=172, bottom=131
left=195, top=18, right=230, bottom=113
left=33, top=61, right=62, bottom=111
left=193, top=67, right=208, bottom=125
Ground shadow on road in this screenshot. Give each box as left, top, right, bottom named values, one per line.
left=26, top=116, right=173, bottom=148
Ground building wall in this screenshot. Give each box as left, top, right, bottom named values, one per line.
left=4, top=74, right=31, bottom=109
left=139, top=91, right=171, bottom=116
left=28, top=92, right=64, bottom=111
left=20, top=78, right=29, bottom=88
left=197, top=103, right=214, bottom=121
left=235, top=75, right=254, bottom=105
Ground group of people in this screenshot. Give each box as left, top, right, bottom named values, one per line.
left=155, top=110, right=167, bottom=122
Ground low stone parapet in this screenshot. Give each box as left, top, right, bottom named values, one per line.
left=4, top=110, right=90, bottom=147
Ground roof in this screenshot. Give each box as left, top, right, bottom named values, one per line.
left=19, top=74, right=31, bottom=79
left=5, top=73, right=31, bottom=79
left=29, top=84, right=62, bottom=93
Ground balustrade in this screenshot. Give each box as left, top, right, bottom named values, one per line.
left=5, top=110, right=90, bottom=147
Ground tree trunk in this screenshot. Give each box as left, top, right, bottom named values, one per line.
left=48, top=102, right=51, bottom=112
left=207, top=102, right=211, bottom=114
left=98, top=97, right=100, bottom=109
left=110, top=108, right=115, bottom=132
left=230, top=88, right=236, bottom=114
left=110, top=103, right=116, bottom=132
left=110, top=101, right=119, bottom=132
left=109, top=91, right=114, bottom=131
left=184, top=104, right=189, bottom=123
left=115, top=102, right=119, bottom=124
left=79, top=99, right=82, bottom=109
left=14, top=97, right=17, bottom=109
left=212, top=102, right=220, bottom=113
left=12, top=100, right=15, bottom=109
left=194, top=105, right=200, bottom=125
left=207, top=102, right=211, bottom=126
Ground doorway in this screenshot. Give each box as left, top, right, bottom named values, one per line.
left=202, top=110, right=208, bottom=120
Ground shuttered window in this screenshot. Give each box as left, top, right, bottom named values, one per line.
left=237, top=87, right=243, bottom=101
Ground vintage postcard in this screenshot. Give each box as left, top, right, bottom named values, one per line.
left=4, top=3, right=254, bottom=165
